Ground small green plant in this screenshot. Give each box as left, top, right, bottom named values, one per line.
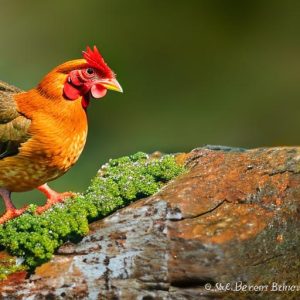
left=0, top=152, right=184, bottom=275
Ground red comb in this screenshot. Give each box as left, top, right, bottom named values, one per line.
left=82, top=46, right=114, bottom=78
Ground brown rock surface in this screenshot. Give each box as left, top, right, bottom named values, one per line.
left=1, top=146, right=300, bottom=299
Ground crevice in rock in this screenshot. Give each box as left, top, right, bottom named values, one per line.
left=171, top=199, right=228, bottom=222
left=268, top=169, right=298, bottom=176
left=249, top=254, right=284, bottom=267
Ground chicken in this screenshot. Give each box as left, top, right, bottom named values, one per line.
left=0, top=46, right=122, bottom=223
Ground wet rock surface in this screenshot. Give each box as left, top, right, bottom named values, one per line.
left=1, top=147, right=300, bottom=299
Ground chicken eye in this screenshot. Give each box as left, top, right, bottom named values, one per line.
left=86, top=68, right=94, bottom=75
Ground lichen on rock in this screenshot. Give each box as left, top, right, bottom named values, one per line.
left=0, top=152, right=184, bottom=275
left=0, top=252, right=26, bottom=280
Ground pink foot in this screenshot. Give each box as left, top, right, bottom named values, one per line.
left=36, top=184, right=76, bottom=214
left=0, top=188, right=28, bottom=224
left=0, top=207, right=28, bottom=224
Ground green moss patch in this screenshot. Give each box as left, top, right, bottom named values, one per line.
left=0, top=152, right=184, bottom=274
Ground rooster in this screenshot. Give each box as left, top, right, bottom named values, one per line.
left=0, top=46, right=122, bottom=223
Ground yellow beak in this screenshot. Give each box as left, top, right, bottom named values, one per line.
left=99, top=78, right=123, bottom=93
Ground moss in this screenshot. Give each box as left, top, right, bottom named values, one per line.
left=0, top=152, right=184, bottom=273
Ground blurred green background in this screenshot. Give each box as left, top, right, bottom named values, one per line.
left=1, top=0, right=300, bottom=208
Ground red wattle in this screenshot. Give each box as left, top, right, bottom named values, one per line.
left=63, top=82, right=81, bottom=100
left=91, top=84, right=107, bottom=98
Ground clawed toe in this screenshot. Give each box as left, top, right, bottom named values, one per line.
left=0, top=185, right=77, bottom=221
left=0, top=206, right=28, bottom=224
left=35, top=190, right=76, bottom=214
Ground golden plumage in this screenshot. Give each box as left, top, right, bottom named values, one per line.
left=0, top=88, right=88, bottom=192
left=0, top=46, right=122, bottom=223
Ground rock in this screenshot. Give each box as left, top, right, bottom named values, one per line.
left=0, top=147, right=300, bottom=299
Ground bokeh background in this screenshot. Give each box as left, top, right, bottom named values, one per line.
left=1, top=0, right=300, bottom=208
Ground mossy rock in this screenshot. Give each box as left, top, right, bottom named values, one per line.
left=0, top=152, right=184, bottom=277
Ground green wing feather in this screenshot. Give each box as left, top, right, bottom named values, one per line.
left=0, top=81, right=31, bottom=159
